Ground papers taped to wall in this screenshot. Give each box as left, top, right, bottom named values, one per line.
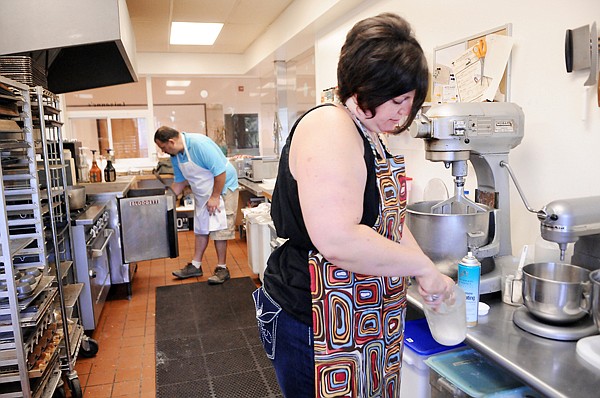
left=433, top=34, right=514, bottom=103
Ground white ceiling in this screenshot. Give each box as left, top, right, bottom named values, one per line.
left=125, top=0, right=295, bottom=55
left=124, top=0, right=367, bottom=78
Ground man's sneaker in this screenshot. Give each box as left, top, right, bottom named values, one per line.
left=207, top=267, right=230, bottom=285
left=172, top=263, right=203, bottom=279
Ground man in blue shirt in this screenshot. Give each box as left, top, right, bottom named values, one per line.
left=154, top=126, right=239, bottom=284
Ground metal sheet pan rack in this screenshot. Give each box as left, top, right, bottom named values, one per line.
left=33, top=86, right=85, bottom=397
left=0, top=75, right=61, bottom=397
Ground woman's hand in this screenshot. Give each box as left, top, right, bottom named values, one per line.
left=415, top=266, right=455, bottom=306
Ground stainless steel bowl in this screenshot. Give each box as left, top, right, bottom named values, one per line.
left=589, top=269, right=600, bottom=331
left=406, top=200, right=494, bottom=276
left=19, top=274, right=35, bottom=285
left=67, top=185, right=87, bottom=210
left=23, top=268, right=41, bottom=278
left=522, top=262, right=591, bottom=324
left=16, top=282, right=33, bottom=296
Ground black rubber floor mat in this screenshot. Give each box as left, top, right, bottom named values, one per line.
left=156, top=277, right=283, bottom=397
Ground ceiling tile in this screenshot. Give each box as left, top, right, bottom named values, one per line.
left=172, top=0, right=237, bottom=22
left=228, top=0, right=293, bottom=24
left=215, top=24, right=266, bottom=52
left=126, top=0, right=294, bottom=54
left=131, top=20, right=170, bottom=52
left=127, top=0, right=171, bottom=21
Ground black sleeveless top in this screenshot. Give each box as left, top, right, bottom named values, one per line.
left=263, top=104, right=380, bottom=325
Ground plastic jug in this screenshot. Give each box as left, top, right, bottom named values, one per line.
left=89, top=150, right=102, bottom=183
left=422, top=284, right=467, bottom=346
left=103, top=149, right=116, bottom=182
left=77, top=147, right=90, bottom=183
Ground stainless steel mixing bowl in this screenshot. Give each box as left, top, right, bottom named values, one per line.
left=406, top=200, right=494, bottom=276
left=522, top=262, right=591, bottom=324
left=589, top=269, right=600, bottom=331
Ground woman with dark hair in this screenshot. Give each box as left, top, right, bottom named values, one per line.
left=254, top=13, right=455, bottom=397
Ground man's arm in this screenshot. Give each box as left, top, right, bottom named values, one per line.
left=170, top=180, right=189, bottom=196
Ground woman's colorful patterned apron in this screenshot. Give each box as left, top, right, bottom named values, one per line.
left=310, top=125, right=408, bottom=398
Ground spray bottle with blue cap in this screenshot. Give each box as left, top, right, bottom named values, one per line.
left=458, top=251, right=481, bottom=327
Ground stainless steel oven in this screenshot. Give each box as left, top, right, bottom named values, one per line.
left=72, top=201, right=113, bottom=331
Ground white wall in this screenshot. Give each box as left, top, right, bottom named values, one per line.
left=314, top=0, right=600, bottom=257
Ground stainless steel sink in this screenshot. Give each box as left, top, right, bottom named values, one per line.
left=133, top=178, right=173, bottom=189
left=127, top=188, right=165, bottom=197
left=127, top=177, right=174, bottom=197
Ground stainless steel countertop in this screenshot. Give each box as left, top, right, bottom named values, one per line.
left=407, top=286, right=600, bottom=397
left=238, top=177, right=273, bottom=197
left=72, top=200, right=108, bottom=225
left=80, top=176, right=135, bottom=198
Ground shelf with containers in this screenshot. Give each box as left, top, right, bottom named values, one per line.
left=32, top=85, right=87, bottom=397
left=0, top=75, right=63, bottom=397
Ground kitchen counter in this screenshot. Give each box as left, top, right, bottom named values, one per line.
left=80, top=175, right=136, bottom=198
left=238, top=177, right=273, bottom=198
left=407, top=286, right=600, bottom=397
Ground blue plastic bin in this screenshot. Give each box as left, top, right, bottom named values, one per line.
left=401, top=318, right=465, bottom=398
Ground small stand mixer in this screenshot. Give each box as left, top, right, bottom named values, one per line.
left=497, top=168, right=600, bottom=340
left=407, top=102, right=524, bottom=294
left=536, top=196, right=600, bottom=266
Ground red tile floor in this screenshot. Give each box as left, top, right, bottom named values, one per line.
left=72, top=230, right=258, bottom=397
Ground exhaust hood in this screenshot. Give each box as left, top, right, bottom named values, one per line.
left=0, top=0, right=137, bottom=94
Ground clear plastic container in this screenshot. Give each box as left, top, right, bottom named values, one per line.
left=425, top=348, right=543, bottom=397
left=422, top=285, right=467, bottom=346
left=77, top=147, right=90, bottom=183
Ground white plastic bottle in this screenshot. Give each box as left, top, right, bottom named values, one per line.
left=77, top=147, right=90, bottom=183
left=458, top=252, right=481, bottom=327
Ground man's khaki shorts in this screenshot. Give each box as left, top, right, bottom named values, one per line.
left=210, top=188, right=239, bottom=240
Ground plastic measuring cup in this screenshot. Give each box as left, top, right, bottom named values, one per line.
left=422, top=284, right=467, bottom=346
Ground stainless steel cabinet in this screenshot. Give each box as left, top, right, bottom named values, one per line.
left=119, top=193, right=178, bottom=263
left=72, top=202, right=112, bottom=331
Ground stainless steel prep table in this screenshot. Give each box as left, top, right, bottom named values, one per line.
left=407, top=286, right=600, bottom=398
left=238, top=177, right=273, bottom=197
left=81, top=175, right=135, bottom=197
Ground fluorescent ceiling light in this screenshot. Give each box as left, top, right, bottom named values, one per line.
left=166, top=80, right=191, bottom=87
left=166, top=90, right=185, bottom=95
left=170, top=22, right=223, bottom=45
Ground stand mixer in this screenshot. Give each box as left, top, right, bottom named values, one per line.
left=407, top=102, right=524, bottom=294
left=500, top=159, right=600, bottom=268
left=491, top=139, right=600, bottom=340
left=537, top=196, right=600, bottom=268
left=501, top=191, right=600, bottom=340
